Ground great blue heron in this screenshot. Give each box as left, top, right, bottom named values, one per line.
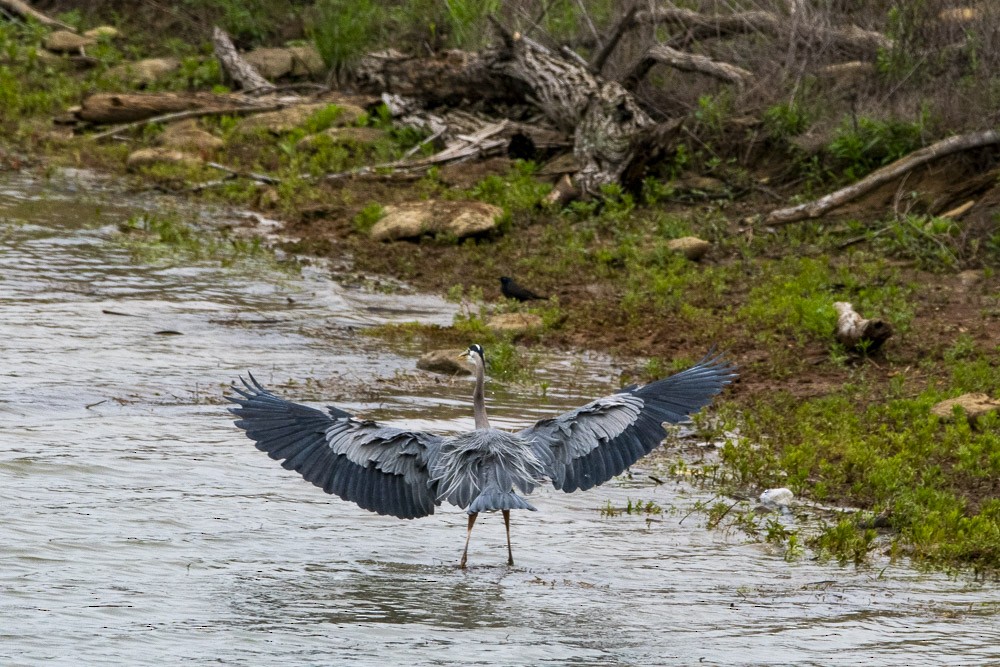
left=228, top=345, right=735, bottom=567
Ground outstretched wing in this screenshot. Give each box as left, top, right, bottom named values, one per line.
left=227, top=375, right=445, bottom=519
left=520, top=353, right=736, bottom=493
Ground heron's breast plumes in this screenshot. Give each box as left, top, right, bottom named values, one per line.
left=429, top=429, right=546, bottom=509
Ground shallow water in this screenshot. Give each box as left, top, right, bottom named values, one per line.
left=2, top=171, right=999, bottom=666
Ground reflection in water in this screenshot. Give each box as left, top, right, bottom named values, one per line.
left=2, top=171, right=1000, bottom=666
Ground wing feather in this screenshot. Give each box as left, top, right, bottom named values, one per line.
left=521, top=354, right=736, bottom=493
left=228, top=375, right=444, bottom=520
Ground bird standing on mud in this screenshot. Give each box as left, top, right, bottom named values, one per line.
left=499, top=276, right=548, bottom=301
left=228, top=345, right=735, bottom=567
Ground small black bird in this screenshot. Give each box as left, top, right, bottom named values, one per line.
left=500, top=276, right=548, bottom=302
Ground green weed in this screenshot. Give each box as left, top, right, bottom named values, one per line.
left=353, top=202, right=384, bottom=233
left=828, top=113, right=929, bottom=181
left=116, top=212, right=288, bottom=271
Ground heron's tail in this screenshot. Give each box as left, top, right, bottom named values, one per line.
left=467, top=489, right=537, bottom=514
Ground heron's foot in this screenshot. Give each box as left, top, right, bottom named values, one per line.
left=507, top=556, right=514, bottom=566
left=459, top=556, right=468, bottom=569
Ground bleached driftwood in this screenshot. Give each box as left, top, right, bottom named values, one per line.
left=632, top=6, right=891, bottom=58
left=0, top=0, right=74, bottom=30
left=834, top=302, right=892, bottom=351
left=624, top=44, right=755, bottom=88
left=212, top=26, right=276, bottom=93
left=766, top=130, right=1000, bottom=224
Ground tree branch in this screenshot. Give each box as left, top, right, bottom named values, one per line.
left=624, top=43, right=754, bottom=88
left=764, top=130, right=1000, bottom=224
left=212, top=26, right=276, bottom=93
left=0, top=0, right=74, bottom=30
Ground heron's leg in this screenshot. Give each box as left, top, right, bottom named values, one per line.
left=459, top=512, right=478, bottom=569
left=503, top=510, right=514, bottom=566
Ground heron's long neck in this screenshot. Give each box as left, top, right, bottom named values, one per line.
left=472, top=360, right=490, bottom=429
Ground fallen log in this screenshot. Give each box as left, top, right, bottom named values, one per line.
left=352, top=49, right=526, bottom=107
left=488, top=23, right=655, bottom=194
left=76, top=92, right=222, bottom=124
left=212, top=26, right=276, bottom=93
left=765, top=129, right=1000, bottom=224
left=0, top=0, right=74, bottom=30
left=87, top=102, right=288, bottom=141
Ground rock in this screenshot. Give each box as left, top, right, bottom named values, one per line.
left=234, top=103, right=327, bottom=134
left=158, top=119, right=224, bottom=152
left=370, top=200, right=503, bottom=242
left=296, top=126, right=386, bottom=152
left=667, top=236, right=711, bottom=261
left=243, top=47, right=294, bottom=80
left=759, top=488, right=794, bottom=509
left=486, top=313, right=543, bottom=334
left=417, top=349, right=471, bottom=376
left=957, top=269, right=984, bottom=289
left=107, top=58, right=181, bottom=86
left=83, top=26, right=119, bottom=40
left=931, top=393, right=1000, bottom=422
left=44, top=31, right=95, bottom=53
left=126, top=148, right=203, bottom=171
left=288, top=45, right=326, bottom=77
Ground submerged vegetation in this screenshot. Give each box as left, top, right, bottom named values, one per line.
left=1, top=0, right=1000, bottom=576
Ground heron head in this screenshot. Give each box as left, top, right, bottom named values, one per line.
left=459, top=344, right=485, bottom=366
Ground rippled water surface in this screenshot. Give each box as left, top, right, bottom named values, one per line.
left=2, top=171, right=999, bottom=666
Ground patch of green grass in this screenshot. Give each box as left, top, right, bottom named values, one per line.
left=116, top=212, right=290, bottom=271
left=811, top=518, right=878, bottom=566
left=738, top=256, right=915, bottom=346
left=871, top=214, right=961, bottom=272
left=441, top=0, right=501, bottom=49
left=764, top=102, right=810, bottom=139
left=485, top=339, right=536, bottom=383
left=352, top=202, right=384, bottom=233
left=460, top=161, right=551, bottom=222
left=312, top=0, right=383, bottom=71
left=828, top=112, right=929, bottom=182
left=600, top=498, right=664, bottom=517
left=719, top=362, right=1000, bottom=570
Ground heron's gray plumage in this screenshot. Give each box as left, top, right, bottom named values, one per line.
left=227, top=346, right=735, bottom=563
left=521, top=352, right=735, bottom=492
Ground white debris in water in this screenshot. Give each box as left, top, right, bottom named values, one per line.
left=759, top=487, right=794, bottom=508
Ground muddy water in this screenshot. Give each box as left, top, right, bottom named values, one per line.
left=2, top=171, right=999, bottom=666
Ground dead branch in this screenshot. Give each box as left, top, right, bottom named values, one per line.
left=765, top=129, right=1000, bottom=224
left=632, top=6, right=891, bottom=59
left=0, top=0, right=74, bottom=30
left=591, top=4, right=639, bottom=73
left=83, top=96, right=287, bottom=139
left=324, top=120, right=510, bottom=182
left=624, top=44, right=754, bottom=88
left=205, top=161, right=281, bottom=185
left=834, top=302, right=892, bottom=351
left=77, top=92, right=218, bottom=124
left=212, top=26, right=276, bottom=93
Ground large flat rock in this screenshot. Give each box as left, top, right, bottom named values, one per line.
left=370, top=200, right=503, bottom=242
